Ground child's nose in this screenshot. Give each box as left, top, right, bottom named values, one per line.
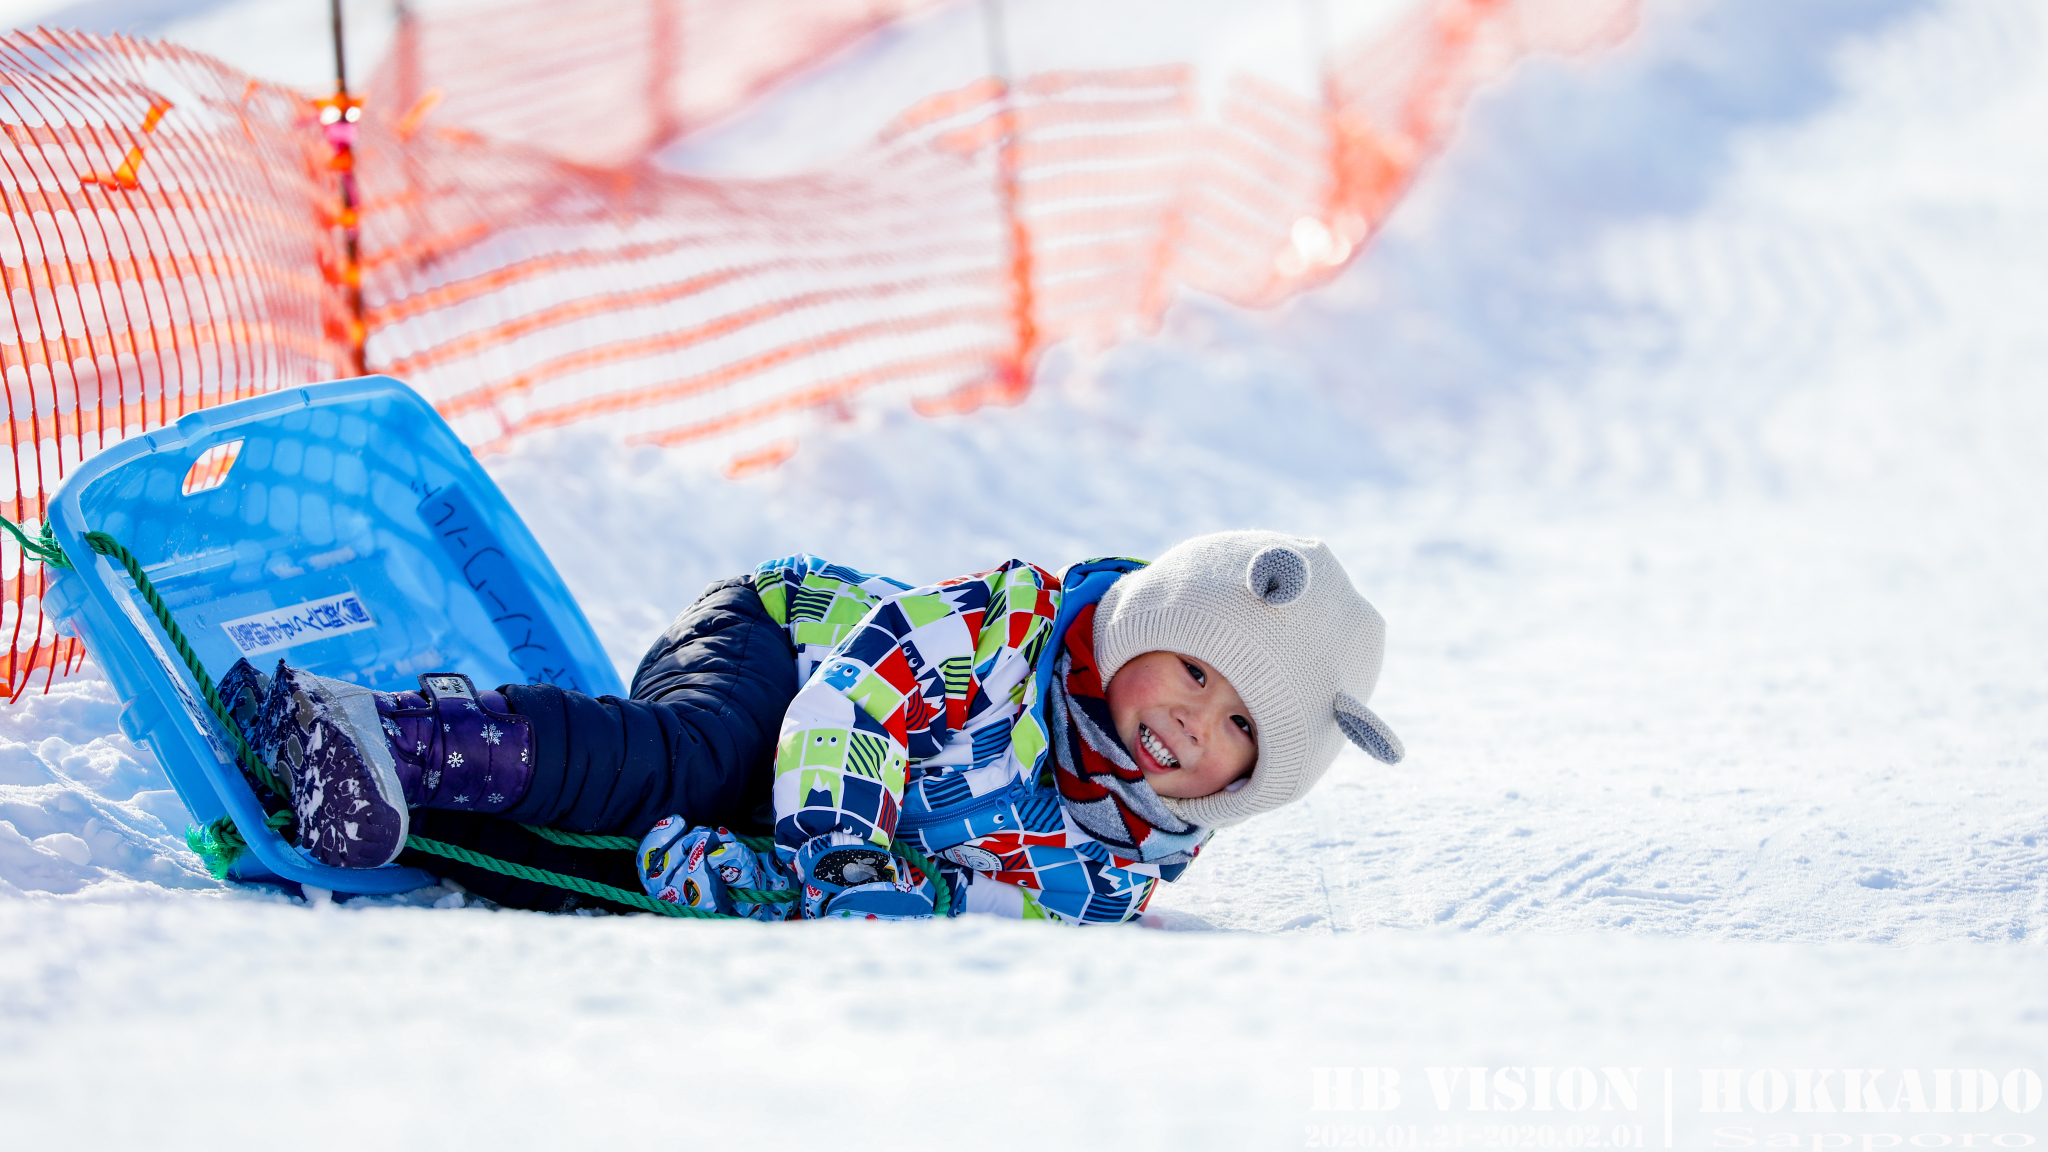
left=1177, top=704, right=1217, bottom=744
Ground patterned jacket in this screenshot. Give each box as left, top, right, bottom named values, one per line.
left=756, top=554, right=1190, bottom=924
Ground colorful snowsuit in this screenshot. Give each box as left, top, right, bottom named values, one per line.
left=748, top=553, right=1190, bottom=925
left=410, top=553, right=1196, bottom=923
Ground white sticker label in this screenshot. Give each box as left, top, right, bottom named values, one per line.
left=221, top=593, right=376, bottom=656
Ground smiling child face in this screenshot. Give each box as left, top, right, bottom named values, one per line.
left=1103, top=651, right=1257, bottom=799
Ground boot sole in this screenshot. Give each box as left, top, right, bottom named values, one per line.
left=272, top=669, right=410, bottom=870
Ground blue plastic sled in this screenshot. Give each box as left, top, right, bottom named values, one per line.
left=41, top=375, right=625, bottom=894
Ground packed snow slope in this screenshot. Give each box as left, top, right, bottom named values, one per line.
left=4, top=1, right=2046, bottom=1147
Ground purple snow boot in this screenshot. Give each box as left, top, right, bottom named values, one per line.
left=256, top=664, right=412, bottom=868
left=255, top=664, right=535, bottom=869
left=217, top=658, right=302, bottom=828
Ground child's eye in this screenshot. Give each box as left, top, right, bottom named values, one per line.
left=1182, top=660, right=1206, bottom=687
left=1232, top=715, right=1254, bottom=740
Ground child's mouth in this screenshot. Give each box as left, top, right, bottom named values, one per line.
left=1137, top=724, right=1180, bottom=769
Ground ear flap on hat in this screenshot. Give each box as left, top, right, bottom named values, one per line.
left=1334, top=692, right=1404, bottom=764
left=1246, top=545, right=1311, bottom=606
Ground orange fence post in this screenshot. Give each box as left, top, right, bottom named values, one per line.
left=985, top=0, right=1035, bottom=406
left=321, top=0, right=366, bottom=375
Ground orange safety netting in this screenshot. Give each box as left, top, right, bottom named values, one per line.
left=386, top=0, right=956, bottom=170
left=1, top=31, right=357, bottom=694
left=1, top=0, right=1635, bottom=695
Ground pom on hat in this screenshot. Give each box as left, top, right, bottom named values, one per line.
left=1093, top=530, right=1401, bottom=828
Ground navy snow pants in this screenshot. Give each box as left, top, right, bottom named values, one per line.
left=396, top=575, right=799, bottom=913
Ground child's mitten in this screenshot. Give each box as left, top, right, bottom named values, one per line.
left=798, top=848, right=940, bottom=920
left=638, top=821, right=794, bottom=922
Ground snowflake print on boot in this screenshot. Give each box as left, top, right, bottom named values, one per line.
left=374, top=672, right=537, bottom=817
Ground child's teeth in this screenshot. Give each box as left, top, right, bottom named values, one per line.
left=1140, top=725, right=1179, bottom=767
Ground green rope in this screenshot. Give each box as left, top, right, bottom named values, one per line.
left=85, top=530, right=276, bottom=784
left=11, top=514, right=956, bottom=921
left=0, top=517, right=73, bottom=571
left=7, top=514, right=286, bottom=877
left=407, top=835, right=732, bottom=918
left=522, top=825, right=638, bottom=852
left=894, top=838, right=954, bottom=919
left=515, top=823, right=796, bottom=906
left=186, top=809, right=292, bottom=879
left=421, top=821, right=953, bottom=920
left=511, top=823, right=955, bottom=917
left=527, top=825, right=773, bottom=858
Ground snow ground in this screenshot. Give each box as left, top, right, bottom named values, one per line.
left=4, top=1, right=2047, bottom=1147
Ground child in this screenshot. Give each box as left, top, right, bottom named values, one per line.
left=221, top=530, right=1404, bottom=923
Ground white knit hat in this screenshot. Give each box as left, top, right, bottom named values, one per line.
left=1092, top=529, right=1404, bottom=828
